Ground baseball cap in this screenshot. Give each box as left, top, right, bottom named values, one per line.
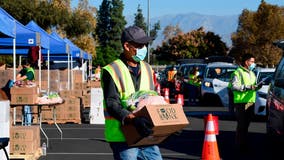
left=121, top=26, right=154, bottom=44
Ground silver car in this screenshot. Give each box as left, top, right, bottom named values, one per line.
left=201, top=62, right=238, bottom=107
left=254, top=67, right=275, bottom=116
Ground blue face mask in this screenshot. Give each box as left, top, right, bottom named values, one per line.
left=249, top=63, right=256, bottom=71
left=132, top=46, right=147, bottom=62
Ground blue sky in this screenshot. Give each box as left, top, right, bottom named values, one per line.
left=72, top=0, right=284, bottom=17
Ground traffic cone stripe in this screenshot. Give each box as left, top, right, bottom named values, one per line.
left=204, top=134, right=216, bottom=142
left=207, top=121, right=214, bottom=130
left=157, top=84, right=161, bottom=95
left=164, top=88, right=170, bottom=103
left=176, top=94, right=184, bottom=105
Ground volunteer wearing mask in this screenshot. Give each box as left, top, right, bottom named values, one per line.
left=101, top=26, right=163, bottom=160
left=228, top=53, right=263, bottom=154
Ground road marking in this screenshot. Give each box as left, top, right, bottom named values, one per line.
left=47, top=138, right=105, bottom=140
left=43, top=128, right=105, bottom=130
left=47, top=152, right=190, bottom=156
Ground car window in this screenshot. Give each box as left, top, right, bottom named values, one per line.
left=257, top=71, right=274, bottom=85
left=178, top=64, right=206, bottom=79
left=205, top=67, right=236, bottom=82
left=274, top=57, right=284, bottom=88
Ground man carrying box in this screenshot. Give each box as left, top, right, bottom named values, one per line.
left=101, top=26, right=163, bottom=160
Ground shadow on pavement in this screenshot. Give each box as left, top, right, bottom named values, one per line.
left=159, top=129, right=274, bottom=160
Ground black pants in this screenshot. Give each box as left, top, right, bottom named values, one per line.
left=166, top=81, right=175, bottom=97
left=234, top=103, right=255, bottom=150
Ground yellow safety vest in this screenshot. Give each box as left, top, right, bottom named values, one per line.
left=229, top=67, right=256, bottom=103
left=167, top=70, right=176, bottom=82
left=188, top=74, right=201, bottom=86
left=102, top=59, right=154, bottom=142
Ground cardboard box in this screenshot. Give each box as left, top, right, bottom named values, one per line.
left=11, top=94, right=38, bottom=104
left=9, top=125, right=40, bottom=154
left=71, top=89, right=83, bottom=97
left=121, top=104, right=189, bottom=146
left=90, top=81, right=101, bottom=88
left=10, top=140, right=38, bottom=154
left=10, top=125, right=40, bottom=142
left=10, top=86, right=38, bottom=95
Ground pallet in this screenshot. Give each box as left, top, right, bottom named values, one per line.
left=43, top=119, right=81, bottom=124
left=56, top=119, right=81, bottom=124
left=10, top=148, right=42, bottom=160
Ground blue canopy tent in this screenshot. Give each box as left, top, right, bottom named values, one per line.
left=0, top=7, right=43, bottom=82
left=63, top=37, right=93, bottom=81
left=25, top=20, right=58, bottom=92
left=0, top=7, right=15, bottom=56
left=0, top=7, right=41, bottom=48
left=0, top=19, right=50, bottom=87
left=0, top=10, right=15, bottom=38
left=64, top=38, right=92, bottom=60
left=50, top=31, right=74, bottom=89
left=63, top=38, right=81, bottom=59
left=51, top=32, right=93, bottom=83
left=26, top=22, right=71, bottom=91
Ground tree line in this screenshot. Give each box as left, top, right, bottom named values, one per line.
left=155, top=0, right=284, bottom=66
left=0, top=0, right=283, bottom=67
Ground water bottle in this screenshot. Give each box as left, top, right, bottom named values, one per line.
left=42, top=142, right=47, bottom=156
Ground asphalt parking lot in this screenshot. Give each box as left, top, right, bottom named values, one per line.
left=38, top=123, right=200, bottom=160
left=36, top=106, right=273, bottom=160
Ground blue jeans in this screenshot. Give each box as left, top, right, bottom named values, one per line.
left=24, top=105, right=32, bottom=126
left=109, top=142, right=163, bottom=160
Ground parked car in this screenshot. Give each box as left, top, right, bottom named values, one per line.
left=266, top=40, right=284, bottom=140
left=201, top=62, right=238, bottom=107
left=254, top=67, right=275, bottom=116
left=175, top=63, right=207, bottom=103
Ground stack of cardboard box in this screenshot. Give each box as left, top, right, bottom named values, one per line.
left=40, top=91, right=81, bottom=124
left=9, top=125, right=40, bottom=155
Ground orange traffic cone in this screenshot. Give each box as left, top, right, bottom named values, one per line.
left=176, top=94, right=184, bottom=106
left=201, top=114, right=220, bottom=160
left=163, top=88, right=170, bottom=103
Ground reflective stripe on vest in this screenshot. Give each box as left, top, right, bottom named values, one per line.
left=232, top=67, right=256, bottom=103
left=103, top=59, right=154, bottom=142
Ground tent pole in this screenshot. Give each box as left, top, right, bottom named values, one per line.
left=67, top=50, right=70, bottom=90
left=47, top=49, right=50, bottom=94
left=81, top=58, right=84, bottom=82
left=13, top=38, right=16, bottom=81
left=38, top=46, right=42, bottom=92
left=71, top=56, right=73, bottom=89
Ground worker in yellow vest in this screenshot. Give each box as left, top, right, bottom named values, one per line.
left=188, top=66, right=201, bottom=105
left=167, top=65, right=177, bottom=97
left=101, top=26, right=163, bottom=160
left=228, top=53, right=263, bottom=153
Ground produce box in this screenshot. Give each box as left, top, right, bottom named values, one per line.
left=121, top=104, right=189, bottom=146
